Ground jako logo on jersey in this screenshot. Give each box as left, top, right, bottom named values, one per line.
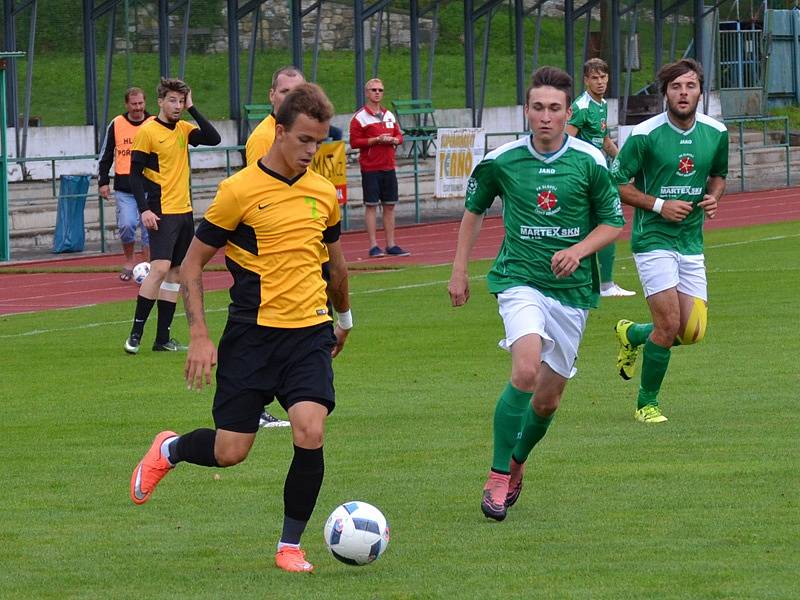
left=538, top=168, right=555, bottom=174
left=680, top=138, right=693, bottom=144
left=677, top=154, right=695, bottom=176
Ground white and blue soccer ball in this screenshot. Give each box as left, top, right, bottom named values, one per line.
left=132, top=262, right=150, bottom=285
left=323, top=501, right=390, bottom=566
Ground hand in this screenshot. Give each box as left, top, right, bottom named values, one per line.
left=659, top=199, right=694, bottom=222
left=141, top=209, right=160, bottom=230
left=184, top=335, right=217, bottom=390
left=448, top=272, right=470, bottom=306
left=697, top=194, right=718, bottom=219
left=99, top=185, right=111, bottom=200
left=331, top=324, right=350, bottom=358
left=185, top=88, right=193, bottom=110
left=551, top=247, right=582, bottom=279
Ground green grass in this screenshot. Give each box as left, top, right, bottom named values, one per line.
left=14, top=3, right=700, bottom=126
left=1, top=221, right=798, bottom=599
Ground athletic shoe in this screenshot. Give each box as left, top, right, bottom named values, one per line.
left=275, top=546, right=314, bottom=572
left=481, top=471, right=510, bottom=521
left=124, top=333, right=141, bottom=355
left=634, top=405, right=668, bottom=424
left=152, top=338, right=188, bottom=352
left=130, top=430, right=177, bottom=505
left=259, top=411, right=291, bottom=428
left=368, top=246, right=385, bottom=258
left=601, top=283, right=637, bottom=297
left=615, top=319, right=639, bottom=381
left=385, top=245, right=410, bottom=257
left=505, top=458, right=525, bottom=508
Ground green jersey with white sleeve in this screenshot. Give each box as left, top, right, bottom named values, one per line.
left=568, top=91, right=608, bottom=150
left=611, top=111, right=728, bottom=254
left=465, top=134, right=625, bottom=309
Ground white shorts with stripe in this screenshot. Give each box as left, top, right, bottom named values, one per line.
left=633, top=250, right=707, bottom=301
left=496, top=285, right=588, bottom=379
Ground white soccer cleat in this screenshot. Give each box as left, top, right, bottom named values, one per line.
left=600, top=283, right=637, bottom=297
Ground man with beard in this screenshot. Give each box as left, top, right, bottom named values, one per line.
left=123, top=78, right=221, bottom=354
left=610, top=59, right=728, bottom=423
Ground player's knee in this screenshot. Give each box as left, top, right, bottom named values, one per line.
left=532, top=397, right=558, bottom=417
left=214, top=445, right=249, bottom=467
left=511, top=364, right=539, bottom=392
left=676, top=298, right=707, bottom=345
left=291, top=420, right=324, bottom=449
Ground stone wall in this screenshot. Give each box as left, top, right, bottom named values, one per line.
left=121, top=1, right=435, bottom=54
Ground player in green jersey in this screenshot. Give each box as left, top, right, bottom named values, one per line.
left=449, top=66, right=625, bottom=521
left=610, top=58, right=728, bottom=424
left=567, top=58, right=636, bottom=298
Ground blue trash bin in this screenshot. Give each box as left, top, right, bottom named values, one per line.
left=52, top=174, right=91, bottom=253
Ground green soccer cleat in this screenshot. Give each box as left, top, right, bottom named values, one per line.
left=634, top=405, right=668, bottom=424
left=615, top=319, right=640, bottom=380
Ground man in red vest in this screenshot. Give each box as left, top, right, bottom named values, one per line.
left=349, top=78, right=410, bottom=258
left=98, top=87, right=155, bottom=281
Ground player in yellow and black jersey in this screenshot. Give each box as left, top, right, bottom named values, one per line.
left=123, top=78, right=220, bottom=355
left=128, top=84, right=353, bottom=574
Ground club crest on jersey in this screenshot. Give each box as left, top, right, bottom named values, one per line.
left=600, top=118, right=607, bottom=133
left=535, top=185, right=560, bottom=215
left=677, top=154, right=695, bottom=177
left=466, top=176, right=478, bottom=198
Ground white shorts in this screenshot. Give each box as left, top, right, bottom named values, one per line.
left=633, top=250, right=707, bottom=301
left=496, top=286, right=588, bottom=379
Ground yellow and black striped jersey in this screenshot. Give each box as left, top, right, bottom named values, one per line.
left=131, top=119, right=197, bottom=214
left=196, top=161, right=341, bottom=328
left=245, top=114, right=277, bottom=166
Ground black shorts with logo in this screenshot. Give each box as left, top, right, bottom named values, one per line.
left=361, top=170, right=399, bottom=205
left=212, top=320, right=337, bottom=433
left=149, top=212, right=194, bottom=267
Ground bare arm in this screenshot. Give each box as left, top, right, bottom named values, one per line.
left=181, top=237, right=220, bottom=390
left=697, top=175, right=726, bottom=220
left=551, top=224, right=622, bottom=278
left=618, top=182, right=693, bottom=223
left=448, top=209, right=485, bottom=306
left=565, top=124, right=579, bottom=137
left=603, top=135, right=619, bottom=158
left=326, top=240, right=351, bottom=358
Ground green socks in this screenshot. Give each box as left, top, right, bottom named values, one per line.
left=598, top=242, right=616, bottom=283
left=491, top=383, right=533, bottom=473
left=637, top=338, right=671, bottom=409
left=626, top=322, right=654, bottom=347
left=512, top=404, right=554, bottom=465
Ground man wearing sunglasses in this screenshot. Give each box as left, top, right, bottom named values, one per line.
left=349, top=78, right=410, bottom=258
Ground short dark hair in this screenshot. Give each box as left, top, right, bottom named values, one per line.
left=125, top=87, right=145, bottom=102
left=157, top=77, right=189, bottom=100
left=271, top=66, right=304, bottom=90
left=274, top=83, right=334, bottom=129
left=583, top=58, right=609, bottom=77
left=658, top=58, right=704, bottom=95
left=527, top=66, right=573, bottom=106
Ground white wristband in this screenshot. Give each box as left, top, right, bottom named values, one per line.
left=337, top=309, right=353, bottom=330
left=652, top=197, right=665, bottom=214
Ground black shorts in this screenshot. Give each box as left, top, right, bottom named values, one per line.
left=361, top=170, right=399, bottom=205
left=212, top=321, right=337, bottom=433
left=149, top=212, right=194, bottom=267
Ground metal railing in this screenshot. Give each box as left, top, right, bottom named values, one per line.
left=724, top=116, right=791, bottom=192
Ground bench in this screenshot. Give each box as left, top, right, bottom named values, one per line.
left=392, top=99, right=438, bottom=157
left=243, top=103, right=272, bottom=137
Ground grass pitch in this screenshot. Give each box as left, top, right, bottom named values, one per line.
left=1, top=221, right=798, bottom=599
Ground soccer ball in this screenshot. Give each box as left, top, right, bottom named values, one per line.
left=132, top=262, right=150, bottom=285
left=323, top=501, right=390, bottom=566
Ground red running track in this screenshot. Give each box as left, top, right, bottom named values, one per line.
left=1, top=186, right=798, bottom=316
